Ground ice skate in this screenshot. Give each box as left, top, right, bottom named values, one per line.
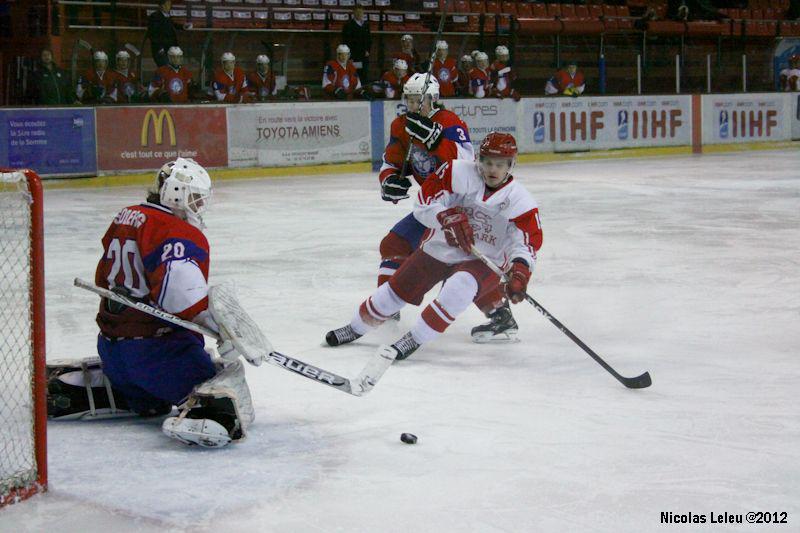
left=325, top=324, right=362, bottom=346
left=471, top=301, right=519, bottom=343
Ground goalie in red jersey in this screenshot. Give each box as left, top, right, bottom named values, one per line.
left=376, top=73, right=521, bottom=342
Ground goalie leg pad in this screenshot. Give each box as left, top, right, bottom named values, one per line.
left=46, top=357, right=138, bottom=420
left=162, top=359, right=255, bottom=447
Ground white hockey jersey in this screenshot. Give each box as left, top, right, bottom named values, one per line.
left=413, top=159, right=543, bottom=269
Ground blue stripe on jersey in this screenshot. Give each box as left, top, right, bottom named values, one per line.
left=442, top=124, right=471, bottom=144
left=142, top=238, right=208, bottom=273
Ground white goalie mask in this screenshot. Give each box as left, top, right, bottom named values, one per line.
left=402, top=73, right=440, bottom=117
left=159, top=157, right=213, bottom=229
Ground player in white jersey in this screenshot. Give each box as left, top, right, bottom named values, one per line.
left=779, top=54, right=799, bottom=92
left=326, top=132, right=543, bottom=359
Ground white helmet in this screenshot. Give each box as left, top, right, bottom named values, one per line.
left=475, top=51, right=489, bottom=66
left=460, top=55, right=473, bottom=66
left=393, top=58, right=408, bottom=71
left=93, top=50, right=108, bottom=62
left=159, top=158, right=212, bottom=229
left=256, top=54, right=270, bottom=65
left=116, top=50, right=130, bottom=60
left=337, top=44, right=350, bottom=55
left=168, top=46, right=183, bottom=57
left=401, top=34, right=413, bottom=43
left=436, top=40, right=448, bottom=51
left=470, top=49, right=481, bottom=60
left=495, top=45, right=509, bottom=59
left=403, top=73, right=440, bottom=116
left=221, top=51, right=236, bottom=62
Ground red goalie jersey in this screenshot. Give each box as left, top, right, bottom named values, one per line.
left=94, top=202, right=210, bottom=338
left=379, top=108, right=474, bottom=187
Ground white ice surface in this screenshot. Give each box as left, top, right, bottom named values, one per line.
left=2, top=151, right=799, bottom=532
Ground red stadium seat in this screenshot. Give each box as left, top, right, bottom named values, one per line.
left=484, top=0, right=499, bottom=14
left=574, top=6, right=590, bottom=19
left=589, top=4, right=603, bottom=19
left=602, top=5, right=617, bottom=17
left=686, top=20, right=729, bottom=36
left=532, top=3, right=547, bottom=18
left=454, top=0, right=468, bottom=13
left=470, top=1, right=484, bottom=14
left=750, top=8, right=764, bottom=19
left=647, top=20, right=686, bottom=35
left=501, top=1, right=517, bottom=16
left=560, top=5, right=576, bottom=19
left=516, top=2, right=532, bottom=18
left=546, top=3, right=561, bottom=17
left=617, top=5, right=630, bottom=17
left=517, top=17, right=563, bottom=35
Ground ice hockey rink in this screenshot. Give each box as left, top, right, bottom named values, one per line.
left=3, top=150, right=799, bottom=532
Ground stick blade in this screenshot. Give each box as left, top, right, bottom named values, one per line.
left=620, top=371, right=652, bottom=389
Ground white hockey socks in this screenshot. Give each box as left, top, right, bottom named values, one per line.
left=351, top=282, right=407, bottom=335
left=411, top=271, right=478, bottom=344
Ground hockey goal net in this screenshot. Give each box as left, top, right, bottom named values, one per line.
left=0, top=169, right=47, bottom=507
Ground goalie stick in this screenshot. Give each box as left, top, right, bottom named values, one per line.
left=74, top=278, right=395, bottom=396
left=469, top=247, right=652, bottom=389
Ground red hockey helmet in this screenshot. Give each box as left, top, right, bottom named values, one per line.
left=480, top=132, right=518, bottom=159
left=478, top=132, right=518, bottom=187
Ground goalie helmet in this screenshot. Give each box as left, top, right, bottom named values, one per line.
left=403, top=72, right=440, bottom=116
left=159, top=157, right=213, bottom=229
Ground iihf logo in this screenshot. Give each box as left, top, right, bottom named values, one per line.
left=532, top=112, right=545, bottom=143
left=719, top=110, right=729, bottom=138
left=617, top=110, right=629, bottom=140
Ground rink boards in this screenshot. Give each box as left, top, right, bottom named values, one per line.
left=1, top=93, right=799, bottom=177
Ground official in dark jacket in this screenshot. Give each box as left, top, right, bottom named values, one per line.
left=341, top=6, right=371, bottom=82
left=31, top=49, right=75, bottom=105
left=146, top=0, right=184, bottom=67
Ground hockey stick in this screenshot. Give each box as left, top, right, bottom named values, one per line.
left=71, top=39, right=94, bottom=88
left=468, top=247, right=652, bottom=389
left=74, top=278, right=394, bottom=396
left=124, top=42, right=141, bottom=76
left=393, top=8, right=448, bottom=201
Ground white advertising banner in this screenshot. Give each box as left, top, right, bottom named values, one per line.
left=382, top=98, right=520, bottom=149
left=519, top=96, right=692, bottom=153
left=701, top=93, right=791, bottom=144
left=227, top=102, right=371, bottom=167
left=791, top=93, right=800, bottom=141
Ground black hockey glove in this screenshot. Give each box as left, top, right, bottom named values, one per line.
left=381, top=174, right=412, bottom=202
left=405, top=112, right=443, bottom=151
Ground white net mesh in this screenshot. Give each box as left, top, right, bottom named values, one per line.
left=0, top=171, right=37, bottom=501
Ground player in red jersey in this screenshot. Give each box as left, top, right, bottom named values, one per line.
left=212, top=52, right=253, bottom=103
left=468, top=51, right=492, bottom=99
left=490, top=45, right=520, bottom=101
left=248, top=54, right=278, bottom=101
left=394, top=34, right=419, bottom=74
left=322, top=44, right=363, bottom=100
left=46, top=159, right=260, bottom=448
left=545, top=60, right=585, bottom=97
left=456, top=54, right=473, bottom=96
left=77, top=50, right=117, bottom=103
left=148, top=46, right=195, bottom=103
left=326, top=133, right=542, bottom=356
left=432, top=40, right=459, bottom=98
left=373, top=58, right=409, bottom=99
left=111, top=50, right=144, bottom=103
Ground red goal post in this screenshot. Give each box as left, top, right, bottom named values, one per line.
left=0, top=168, right=47, bottom=507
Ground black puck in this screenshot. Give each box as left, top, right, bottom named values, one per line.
left=400, top=433, right=417, bottom=444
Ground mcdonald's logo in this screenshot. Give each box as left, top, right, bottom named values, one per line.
left=141, top=109, right=176, bottom=147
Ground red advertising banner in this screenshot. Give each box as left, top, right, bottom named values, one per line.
left=96, top=106, right=228, bottom=172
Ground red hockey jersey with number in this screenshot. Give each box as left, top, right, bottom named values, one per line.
left=322, top=59, right=361, bottom=98
left=94, top=202, right=210, bottom=338
left=247, top=70, right=278, bottom=100
left=379, top=108, right=474, bottom=188
left=77, top=69, right=116, bottom=103
left=433, top=57, right=459, bottom=97
left=212, top=66, right=250, bottom=102
left=149, top=65, right=193, bottom=103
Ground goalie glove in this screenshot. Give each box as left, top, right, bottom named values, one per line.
left=437, top=207, right=474, bottom=253
left=208, top=283, right=272, bottom=367
left=405, top=112, right=443, bottom=150
left=381, top=174, right=412, bottom=202
left=216, top=339, right=242, bottom=364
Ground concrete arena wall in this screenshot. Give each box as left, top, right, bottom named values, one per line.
left=1, top=93, right=798, bottom=179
